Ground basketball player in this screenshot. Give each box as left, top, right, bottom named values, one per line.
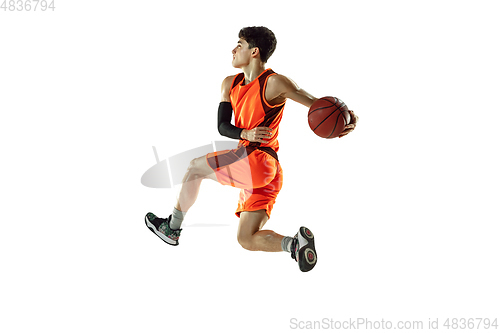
left=145, top=27, right=358, bottom=272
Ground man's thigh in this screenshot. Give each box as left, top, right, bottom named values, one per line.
left=206, top=148, right=278, bottom=189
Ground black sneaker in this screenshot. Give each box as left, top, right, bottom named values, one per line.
left=291, top=227, right=317, bottom=272
left=145, top=212, right=182, bottom=246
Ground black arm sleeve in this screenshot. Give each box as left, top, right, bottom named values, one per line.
left=217, top=102, right=244, bottom=140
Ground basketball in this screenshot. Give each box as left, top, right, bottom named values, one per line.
left=308, top=97, right=351, bottom=138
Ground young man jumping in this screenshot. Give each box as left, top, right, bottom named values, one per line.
left=145, top=26, right=358, bottom=272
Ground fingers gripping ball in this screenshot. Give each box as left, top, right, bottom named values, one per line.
left=308, top=97, right=351, bottom=138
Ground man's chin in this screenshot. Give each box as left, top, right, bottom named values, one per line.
left=232, top=59, right=246, bottom=69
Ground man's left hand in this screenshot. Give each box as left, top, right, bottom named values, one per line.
left=339, top=110, right=358, bottom=138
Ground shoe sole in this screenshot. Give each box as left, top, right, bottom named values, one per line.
left=297, top=227, right=317, bottom=272
left=145, top=215, right=178, bottom=246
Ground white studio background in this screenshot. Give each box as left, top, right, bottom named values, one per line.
left=1, top=1, right=499, bottom=332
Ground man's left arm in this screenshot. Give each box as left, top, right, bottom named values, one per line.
left=266, top=74, right=358, bottom=138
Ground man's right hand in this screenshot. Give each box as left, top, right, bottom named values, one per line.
left=241, top=127, right=273, bottom=143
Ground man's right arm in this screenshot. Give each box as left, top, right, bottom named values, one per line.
left=218, top=76, right=243, bottom=140
left=220, top=75, right=233, bottom=103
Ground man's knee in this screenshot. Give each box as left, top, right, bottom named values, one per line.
left=237, top=234, right=256, bottom=251
left=187, top=157, right=210, bottom=178
left=237, top=210, right=268, bottom=251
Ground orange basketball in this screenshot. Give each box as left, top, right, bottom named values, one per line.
left=308, top=97, right=350, bottom=138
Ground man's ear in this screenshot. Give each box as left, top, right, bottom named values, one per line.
left=251, top=47, right=260, bottom=59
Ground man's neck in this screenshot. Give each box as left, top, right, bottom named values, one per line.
left=241, top=62, right=267, bottom=84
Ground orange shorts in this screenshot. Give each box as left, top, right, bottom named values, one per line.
left=206, top=145, right=283, bottom=218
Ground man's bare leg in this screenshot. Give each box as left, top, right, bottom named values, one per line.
left=174, top=156, right=218, bottom=213
left=236, top=209, right=318, bottom=272
left=145, top=155, right=217, bottom=244
left=237, top=209, right=285, bottom=252
left=162, top=155, right=218, bottom=231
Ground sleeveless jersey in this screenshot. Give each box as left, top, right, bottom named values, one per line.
left=229, top=68, right=286, bottom=154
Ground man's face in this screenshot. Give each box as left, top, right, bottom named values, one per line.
left=232, top=38, right=254, bottom=68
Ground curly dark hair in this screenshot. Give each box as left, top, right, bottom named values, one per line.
left=238, top=26, right=277, bottom=63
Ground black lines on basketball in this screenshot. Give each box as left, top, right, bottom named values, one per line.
left=308, top=96, right=349, bottom=139
left=327, top=112, right=343, bottom=138
left=324, top=97, right=337, bottom=106
left=312, top=103, right=342, bottom=131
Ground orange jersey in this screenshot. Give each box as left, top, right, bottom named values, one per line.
left=230, top=68, right=286, bottom=153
